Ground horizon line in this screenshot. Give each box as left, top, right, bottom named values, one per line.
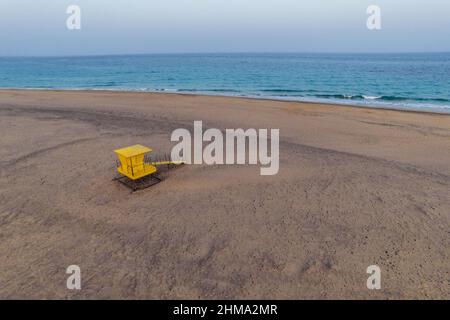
left=1, top=51, right=450, bottom=59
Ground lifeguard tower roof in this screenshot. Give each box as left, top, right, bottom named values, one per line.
left=114, top=144, right=152, bottom=157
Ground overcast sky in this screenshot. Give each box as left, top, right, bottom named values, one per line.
left=0, top=0, right=449, bottom=56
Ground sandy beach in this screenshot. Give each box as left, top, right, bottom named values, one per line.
left=0, top=89, right=449, bottom=299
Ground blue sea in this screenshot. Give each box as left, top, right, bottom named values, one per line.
left=1, top=53, right=449, bottom=112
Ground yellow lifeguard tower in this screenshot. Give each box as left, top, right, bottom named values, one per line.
left=114, top=144, right=184, bottom=191
left=114, top=144, right=157, bottom=180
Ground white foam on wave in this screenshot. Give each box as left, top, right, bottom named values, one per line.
left=363, top=95, right=382, bottom=100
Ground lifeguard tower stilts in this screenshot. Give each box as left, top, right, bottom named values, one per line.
left=114, top=144, right=183, bottom=191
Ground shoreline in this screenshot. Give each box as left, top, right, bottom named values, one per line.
left=2, top=88, right=450, bottom=116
